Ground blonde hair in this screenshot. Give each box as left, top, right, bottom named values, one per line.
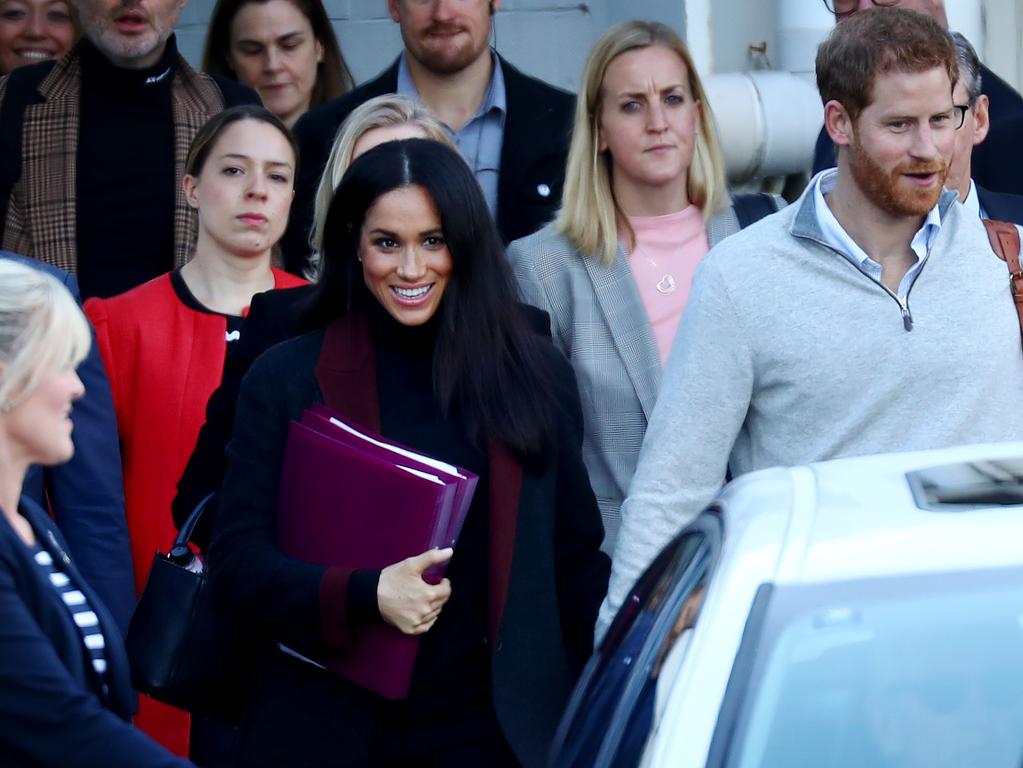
left=0, top=261, right=91, bottom=410
left=556, top=20, right=727, bottom=264
left=307, top=94, right=456, bottom=278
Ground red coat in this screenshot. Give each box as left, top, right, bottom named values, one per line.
left=84, top=268, right=306, bottom=756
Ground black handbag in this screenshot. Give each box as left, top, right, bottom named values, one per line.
left=126, top=493, right=255, bottom=721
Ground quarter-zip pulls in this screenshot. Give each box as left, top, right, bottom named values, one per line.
left=798, top=233, right=929, bottom=332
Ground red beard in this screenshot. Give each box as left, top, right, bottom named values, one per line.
left=848, top=137, right=948, bottom=217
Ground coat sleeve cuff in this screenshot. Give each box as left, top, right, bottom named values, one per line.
left=319, top=566, right=354, bottom=648
left=347, top=568, right=382, bottom=625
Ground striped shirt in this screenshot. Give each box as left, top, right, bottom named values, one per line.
left=30, top=543, right=108, bottom=695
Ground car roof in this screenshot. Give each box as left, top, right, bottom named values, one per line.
left=716, top=441, right=1023, bottom=588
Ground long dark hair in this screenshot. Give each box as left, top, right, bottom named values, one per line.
left=309, top=139, right=559, bottom=460
left=202, top=0, right=354, bottom=110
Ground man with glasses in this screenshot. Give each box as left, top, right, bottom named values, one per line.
left=812, top=0, right=1023, bottom=197
left=946, top=32, right=1023, bottom=223
left=599, top=9, right=1023, bottom=637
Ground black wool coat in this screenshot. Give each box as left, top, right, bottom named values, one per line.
left=208, top=311, right=609, bottom=768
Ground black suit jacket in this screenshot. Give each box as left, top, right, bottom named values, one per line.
left=0, top=496, right=192, bottom=767
left=282, top=54, right=575, bottom=273
left=813, top=63, right=1023, bottom=196
left=3, top=252, right=135, bottom=636
left=977, top=184, right=1023, bottom=225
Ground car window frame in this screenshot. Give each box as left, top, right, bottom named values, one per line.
left=550, top=509, right=723, bottom=768
left=704, top=582, right=775, bottom=768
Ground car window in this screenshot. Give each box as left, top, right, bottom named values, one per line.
left=714, top=568, right=1023, bottom=768
left=551, top=513, right=720, bottom=768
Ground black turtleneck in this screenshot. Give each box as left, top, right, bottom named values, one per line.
left=362, top=298, right=494, bottom=726
left=76, top=36, right=177, bottom=299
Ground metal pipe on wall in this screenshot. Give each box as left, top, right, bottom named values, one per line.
left=704, top=71, right=823, bottom=182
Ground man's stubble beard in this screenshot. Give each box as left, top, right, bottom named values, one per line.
left=403, top=24, right=490, bottom=76
left=848, top=135, right=948, bottom=217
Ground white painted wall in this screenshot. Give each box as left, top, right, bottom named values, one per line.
left=981, top=0, right=1022, bottom=91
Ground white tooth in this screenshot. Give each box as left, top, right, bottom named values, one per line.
left=395, top=285, right=429, bottom=299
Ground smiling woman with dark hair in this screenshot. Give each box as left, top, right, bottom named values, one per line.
left=210, top=138, right=610, bottom=768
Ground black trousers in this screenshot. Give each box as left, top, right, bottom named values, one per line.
left=234, top=652, right=519, bottom=768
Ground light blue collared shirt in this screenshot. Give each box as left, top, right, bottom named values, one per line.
left=397, top=51, right=507, bottom=216
left=813, top=168, right=943, bottom=302
left=962, top=179, right=989, bottom=220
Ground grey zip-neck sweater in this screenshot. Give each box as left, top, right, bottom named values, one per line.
left=600, top=184, right=1023, bottom=633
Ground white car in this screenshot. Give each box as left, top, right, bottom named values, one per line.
left=551, top=442, right=1023, bottom=768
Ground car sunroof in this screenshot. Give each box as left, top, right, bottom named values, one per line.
left=907, top=459, right=1023, bottom=511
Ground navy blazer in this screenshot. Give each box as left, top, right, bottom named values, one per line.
left=978, top=185, right=1023, bottom=225
left=0, top=496, right=191, bottom=767
left=2, top=252, right=135, bottom=635
left=281, top=54, right=574, bottom=273
left=813, top=62, right=1023, bottom=196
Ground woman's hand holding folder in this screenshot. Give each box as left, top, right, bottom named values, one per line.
left=378, top=547, right=454, bottom=635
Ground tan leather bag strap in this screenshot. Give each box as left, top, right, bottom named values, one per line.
left=983, top=218, right=1023, bottom=349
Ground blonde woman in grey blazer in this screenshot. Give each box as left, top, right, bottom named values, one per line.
left=508, top=21, right=783, bottom=554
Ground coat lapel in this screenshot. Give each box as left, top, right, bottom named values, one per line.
left=487, top=440, right=520, bottom=646
left=313, top=313, right=522, bottom=645
left=581, top=245, right=661, bottom=421
left=19, top=496, right=135, bottom=717
left=314, top=313, right=380, bottom=431
left=21, top=55, right=80, bottom=273
left=170, top=58, right=226, bottom=268
left=17, top=54, right=223, bottom=273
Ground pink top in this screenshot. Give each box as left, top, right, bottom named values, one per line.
left=626, top=205, right=709, bottom=364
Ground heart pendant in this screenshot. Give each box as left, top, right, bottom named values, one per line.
left=656, top=274, right=677, bottom=294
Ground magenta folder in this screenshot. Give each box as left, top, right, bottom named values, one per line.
left=304, top=404, right=478, bottom=554
left=276, top=413, right=477, bottom=700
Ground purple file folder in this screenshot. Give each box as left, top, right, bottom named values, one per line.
left=276, top=414, right=477, bottom=700
left=304, top=404, right=478, bottom=555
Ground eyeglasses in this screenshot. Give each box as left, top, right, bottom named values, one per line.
left=951, top=104, right=969, bottom=129
left=822, top=0, right=900, bottom=18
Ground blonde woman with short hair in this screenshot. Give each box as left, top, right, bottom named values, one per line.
left=306, top=94, right=455, bottom=278
left=0, top=260, right=195, bottom=768
left=507, top=20, right=784, bottom=552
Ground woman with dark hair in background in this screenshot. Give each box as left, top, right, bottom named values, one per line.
left=210, top=138, right=610, bottom=767
left=0, top=260, right=194, bottom=768
left=84, top=104, right=306, bottom=758
left=202, top=0, right=353, bottom=128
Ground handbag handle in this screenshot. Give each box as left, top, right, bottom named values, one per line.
left=167, top=493, right=216, bottom=566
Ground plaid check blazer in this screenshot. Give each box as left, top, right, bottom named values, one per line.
left=0, top=51, right=229, bottom=273
left=507, top=202, right=778, bottom=553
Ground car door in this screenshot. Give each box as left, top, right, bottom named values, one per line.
left=550, top=511, right=723, bottom=768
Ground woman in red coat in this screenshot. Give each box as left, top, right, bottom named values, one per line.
left=84, top=105, right=306, bottom=758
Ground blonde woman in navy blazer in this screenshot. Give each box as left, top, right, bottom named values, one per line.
left=0, top=260, right=193, bottom=768
left=507, top=21, right=783, bottom=554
